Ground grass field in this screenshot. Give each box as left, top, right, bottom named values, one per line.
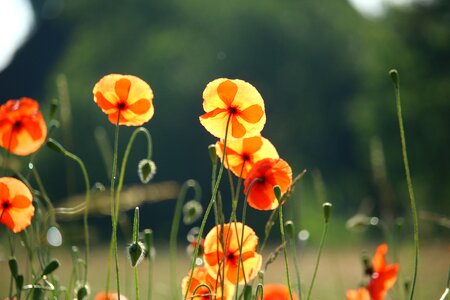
left=2, top=240, right=447, bottom=299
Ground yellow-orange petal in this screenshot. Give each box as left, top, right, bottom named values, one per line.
left=263, top=284, right=299, bottom=300
left=0, top=98, right=47, bottom=156
left=181, top=266, right=234, bottom=300
left=93, top=74, right=154, bottom=126
left=0, top=177, right=34, bottom=233
left=244, top=158, right=292, bottom=210
left=215, top=136, right=279, bottom=178
left=346, top=288, right=371, bottom=300
left=200, top=78, right=266, bottom=139
left=94, top=292, right=128, bottom=300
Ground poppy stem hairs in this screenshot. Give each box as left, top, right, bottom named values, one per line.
left=389, top=69, right=419, bottom=300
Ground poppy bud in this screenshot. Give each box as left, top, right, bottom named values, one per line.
left=389, top=69, right=399, bottom=87
left=362, top=251, right=373, bottom=275
left=16, top=274, right=24, bottom=290
left=46, top=138, right=66, bottom=155
left=9, top=257, right=18, bottom=278
left=208, top=144, right=217, bottom=164
left=273, top=185, right=282, bottom=201
left=143, top=228, right=154, bottom=260
left=127, top=241, right=145, bottom=267
left=346, top=214, right=371, bottom=231
left=76, top=285, right=89, bottom=300
left=284, top=220, right=295, bottom=240
left=138, top=159, right=156, bottom=184
left=183, top=200, right=203, bottom=225
left=42, top=259, right=60, bottom=276
left=243, top=285, right=252, bottom=300
left=32, top=286, right=43, bottom=300
left=323, top=202, right=332, bottom=223
left=50, top=99, right=59, bottom=119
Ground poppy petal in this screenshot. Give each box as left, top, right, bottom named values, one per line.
left=114, top=78, right=132, bottom=101
left=128, top=99, right=151, bottom=114
left=0, top=182, right=10, bottom=200
left=23, top=120, right=43, bottom=140
left=11, top=195, right=32, bottom=209
left=95, top=91, right=117, bottom=111
left=231, top=116, right=246, bottom=138
left=0, top=211, right=15, bottom=232
left=217, top=79, right=238, bottom=106
left=239, top=104, right=264, bottom=124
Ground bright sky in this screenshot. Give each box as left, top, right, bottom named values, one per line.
left=0, top=0, right=35, bottom=72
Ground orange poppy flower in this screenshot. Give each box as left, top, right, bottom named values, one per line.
left=93, top=74, right=154, bottom=126
left=0, top=98, right=47, bottom=156
left=181, top=266, right=234, bottom=300
left=263, top=284, right=299, bottom=300
left=0, top=177, right=34, bottom=233
left=203, top=222, right=262, bottom=285
left=243, top=158, right=292, bottom=210
left=199, top=78, right=266, bottom=139
left=346, top=288, right=371, bottom=300
left=366, top=243, right=399, bottom=300
left=94, top=292, right=128, bottom=300
left=215, top=135, right=279, bottom=178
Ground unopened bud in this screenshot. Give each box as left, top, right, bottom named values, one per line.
left=9, top=257, right=18, bottom=278
left=243, top=285, right=252, bottom=300
left=46, top=138, right=66, bottom=155
left=15, top=274, right=24, bottom=290
left=273, top=185, right=282, bottom=201
left=76, top=285, right=89, bottom=300
left=323, top=202, right=332, bottom=223
left=50, top=99, right=59, bottom=119
left=183, top=200, right=203, bottom=225
left=127, top=242, right=145, bottom=267
left=208, top=144, right=218, bottom=165
left=42, top=259, right=60, bottom=277
left=284, top=221, right=295, bottom=240
left=346, top=214, right=371, bottom=231
left=143, top=228, right=154, bottom=260
left=138, top=159, right=156, bottom=184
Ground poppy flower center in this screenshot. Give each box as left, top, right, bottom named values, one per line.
left=228, top=106, right=238, bottom=115
left=242, top=154, right=250, bottom=161
left=117, top=102, right=127, bottom=110
left=226, top=251, right=238, bottom=265
left=13, top=120, right=22, bottom=129
left=1, top=201, right=10, bottom=209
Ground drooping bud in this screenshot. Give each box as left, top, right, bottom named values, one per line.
left=9, top=257, right=18, bottom=278
left=346, top=214, right=371, bottom=231
left=183, top=200, right=203, bottom=225
left=143, top=228, right=155, bottom=260
left=138, top=159, right=156, bottom=184
left=243, top=285, right=252, bottom=300
left=46, top=138, right=66, bottom=155
left=273, top=185, right=282, bottom=201
left=76, top=285, right=89, bottom=300
left=42, top=259, right=60, bottom=277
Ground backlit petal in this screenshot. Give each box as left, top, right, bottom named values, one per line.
left=114, top=78, right=132, bottom=101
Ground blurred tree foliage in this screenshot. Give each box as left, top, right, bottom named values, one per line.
left=0, top=0, right=448, bottom=234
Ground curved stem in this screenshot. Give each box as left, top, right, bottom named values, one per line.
left=169, top=180, right=201, bottom=299
left=112, top=126, right=153, bottom=298
left=306, top=221, right=329, bottom=300
left=389, top=69, right=419, bottom=300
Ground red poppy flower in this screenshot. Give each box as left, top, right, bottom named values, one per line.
left=0, top=98, right=47, bottom=156
left=93, top=74, right=154, bottom=126
left=263, top=284, right=299, bottom=300
left=94, top=292, right=128, bottom=300
left=203, top=222, right=262, bottom=285
left=366, top=243, right=399, bottom=300
left=215, top=135, right=279, bottom=178
left=243, top=158, right=292, bottom=210
left=346, top=288, right=371, bottom=300
left=0, top=177, right=34, bottom=233
left=181, top=266, right=234, bottom=300
left=199, top=78, right=266, bottom=139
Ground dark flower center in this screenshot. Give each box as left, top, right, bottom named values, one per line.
left=242, top=154, right=250, bottom=161
left=117, top=102, right=127, bottom=110
left=228, top=106, right=238, bottom=114
left=2, top=202, right=10, bottom=209
left=226, top=251, right=237, bottom=265
left=13, top=121, right=22, bottom=129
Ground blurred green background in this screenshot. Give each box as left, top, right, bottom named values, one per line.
left=0, top=0, right=448, bottom=243
left=0, top=0, right=449, bottom=298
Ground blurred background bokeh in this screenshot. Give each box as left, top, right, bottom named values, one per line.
left=0, top=0, right=448, bottom=297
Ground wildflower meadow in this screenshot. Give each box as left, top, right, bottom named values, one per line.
left=0, top=1, right=449, bottom=300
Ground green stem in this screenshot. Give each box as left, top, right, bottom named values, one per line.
left=31, top=168, right=56, bottom=226
left=389, top=69, right=419, bottom=300
left=133, top=207, right=140, bottom=300
left=184, top=115, right=232, bottom=300
left=169, top=180, right=201, bottom=299
left=112, top=126, right=153, bottom=298
left=306, top=220, right=329, bottom=300
left=110, top=119, right=121, bottom=298
left=289, top=225, right=302, bottom=299
left=279, top=205, right=294, bottom=300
